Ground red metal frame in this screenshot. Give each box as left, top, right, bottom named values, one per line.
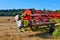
left=23, top=9, right=60, bottom=22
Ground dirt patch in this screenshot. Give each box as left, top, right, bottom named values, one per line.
left=0, top=17, right=59, bottom=40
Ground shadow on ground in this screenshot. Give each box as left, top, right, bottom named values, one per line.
left=28, top=32, right=53, bottom=39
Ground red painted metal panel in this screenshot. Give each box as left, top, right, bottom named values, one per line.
left=24, top=9, right=32, bottom=15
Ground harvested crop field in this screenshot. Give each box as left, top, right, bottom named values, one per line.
left=0, top=17, right=59, bottom=40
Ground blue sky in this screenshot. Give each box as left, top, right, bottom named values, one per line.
left=0, top=0, right=60, bottom=10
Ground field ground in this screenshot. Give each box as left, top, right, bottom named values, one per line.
left=0, top=17, right=60, bottom=40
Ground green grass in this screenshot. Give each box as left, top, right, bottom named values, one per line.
left=50, top=19, right=60, bottom=23
left=52, top=25, right=60, bottom=40
left=32, top=27, right=50, bottom=32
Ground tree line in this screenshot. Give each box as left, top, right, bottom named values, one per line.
left=0, top=9, right=60, bottom=16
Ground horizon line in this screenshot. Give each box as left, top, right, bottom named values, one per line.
left=0, top=8, right=60, bottom=11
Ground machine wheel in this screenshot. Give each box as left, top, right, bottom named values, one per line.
left=49, top=27, right=55, bottom=33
